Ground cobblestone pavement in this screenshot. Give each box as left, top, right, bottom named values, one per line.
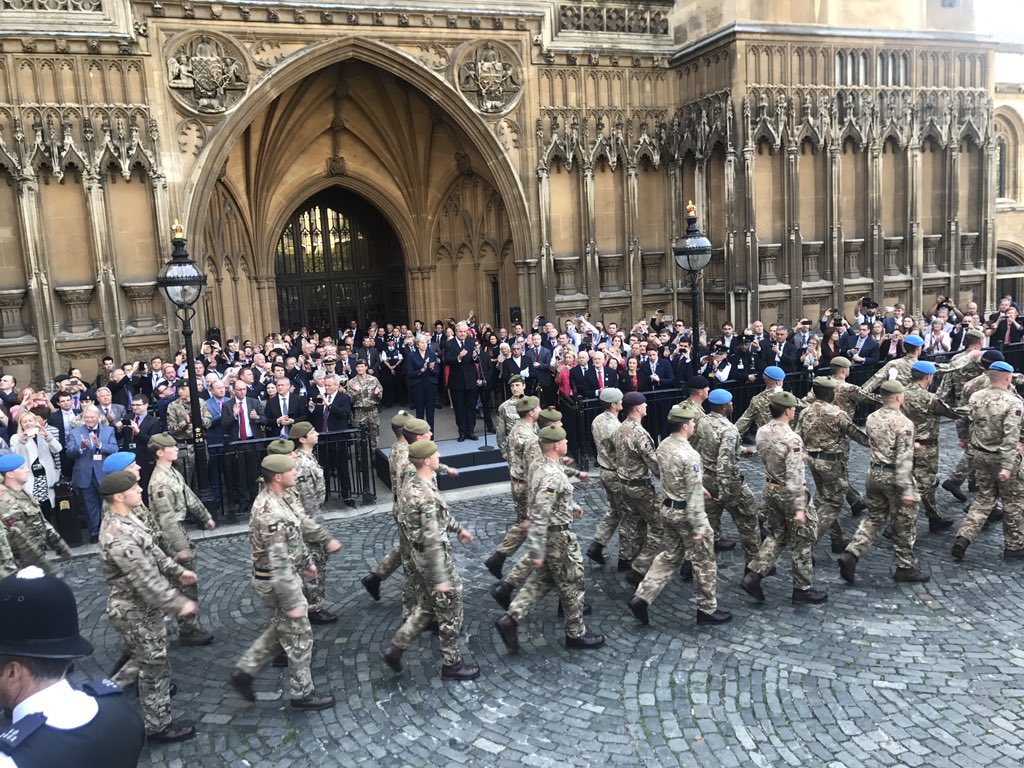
left=55, top=422, right=1024, bottom=767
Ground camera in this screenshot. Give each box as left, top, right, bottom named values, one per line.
left=663, top=314, right=673, bottom=322
left=314, top=396, right=324, bottom=404
left=832, top=318, right=844, bottom=327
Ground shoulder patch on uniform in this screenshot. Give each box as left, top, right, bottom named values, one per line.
left=0, top=712, right=46, bottom=753
left=82, top=678, right=123, bottom=697
left=1, top=517, right=14, bottom=528
left=267, top=522, right=278, bottom=533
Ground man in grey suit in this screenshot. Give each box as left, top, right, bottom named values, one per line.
left=65, top=405, right=117, bottom=542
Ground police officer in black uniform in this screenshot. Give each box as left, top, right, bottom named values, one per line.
left=0, top=567, right=144, bottom=768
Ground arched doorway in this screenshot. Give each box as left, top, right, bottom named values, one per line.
left=274, top=188, right=406, bottom=334
left=997, top=243, right=1024, bottom=305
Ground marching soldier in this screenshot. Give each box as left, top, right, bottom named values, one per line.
left=496, top=375, right=526, bottom=459
left=98, top=470, right=199, bottom=743
left=0, top=454, right=73, bottom=574
left=838, top=381, right=931, bottom=584
left=380, top=440, right=480, bottom=680
left=290, top=421, right=337, bottom=623
left=147, top=433, right=216, bottom=646
left=348, top=359, right=383, bottom=453
left=495, top=426, right=605, bottom=651
left=586, top=388, right=635, bottom=568
left=862, top=334, right=924, bottom=393
left=164, top=381, right=212, bottom=482
left=734, top=366, right=788, bottom=440
left=628, top=402, right=732, bottom=626
left=740, top=391, right=826, bottom=605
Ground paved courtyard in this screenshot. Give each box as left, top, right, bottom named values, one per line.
left=57, top=423, right=1024, bottom=767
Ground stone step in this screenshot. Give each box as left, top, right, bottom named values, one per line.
left=375, top=438, right=506, bottom=489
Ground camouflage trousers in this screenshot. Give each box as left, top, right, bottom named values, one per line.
left=354, top=409, right=380, bottom=452
left=173, top=552, right=206, bottom=636
left=703, top=473, right=762, bottom=565
left=398, top=528, right=428, bottom=619
left=947, top=443, right=975, bottom=486
left=391, top=548, right=464, bottom=667
left=305, top=543, right=328, bottom=612
left=237, top=578, right=314, bottom=699
left=836, top=448, right=866, bottom=512
left=372, top=508, right=404, bottom=580
left=914, top=444, right=942, bottom=519
left=593, top=470, right=643, bottom=560
left=956, top=451, right=1024, bottom=551
left=496, top=481, right=530, bottom=556
left=622, top=482, right=665, bottom=576
left=807, top=458, right=852, bottom=546
left=636, top=504, right=717, bottom=613
left=748, top=486, right=817, bottom=591
left=846, top=470, right=918, bottom=569
left=508, top=530, right=587, bottom=639
left=108, top=600, right=173, bottom=735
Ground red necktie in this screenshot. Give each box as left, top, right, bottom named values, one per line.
left=238, top=400, right=248, bottom=439
left=598, top=369, right=603, bottom=389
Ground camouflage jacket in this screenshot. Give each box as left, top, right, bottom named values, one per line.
left=526, top=455, right=575, bottom=560
left=0, top=487, right=71, bottom=573
left=656, top=435, right=706, bottom=529
left=294, top=449, right=326, bottom=515
left=803, top=377, right=881, bottom=418
left=166, top=397, right=213, bottom=442
left=347, top=375, right=382, bottom=411
left=956, top=373, right=1024, bottom=439
left=148, top=463, right=211, bottom=554
left=400, top=473, right=465, bottom=586
left=389, top=440, right=409, bottom=494
left=900, top=384, right=958, bottom=443
left=99, top=511, right=188, bottom=613
left=249, top=488, right=312, bottom=609
left=935, top=350, right=983, bottom=405
left=695, top=412, right=740, bottom=480
left=735, top=388, right=776, bottom=437
left=865, top=407, right=917, bottom=499
left=795, top=401, right=867, bottom=453
left=591, top=410, right=620, bottom=471
left=496, top=396, right=521, bottom=455
left=863, top=356, right=918, bottom=393
left=968, top=386, right=1024, bottom=471
left=0, top=527, right=15, bottom=580
left=508, top=420, right=542, bottom=482
left=613, top=419, right=659, bottom=482
left=755, top=421, right=805, bottom=512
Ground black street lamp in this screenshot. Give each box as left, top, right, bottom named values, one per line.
left=672, top=200, right=713, bottom=337
left=156, top=222, right=213, bottom=506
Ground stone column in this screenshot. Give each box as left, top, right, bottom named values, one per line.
left=14, top=175, right=59, bottom=380
left=665, top=159, right=682, bottom=321
left=121, top=282, right=159, bottom=328
left=641, top=251, right=663, bottom=290
left=85, top=169, right=123, bottom=359
left=55, top=285, right=96, bottom=333
left=948, top=143, right=961, bottom=288
left=581, top=162, right=597, bottom=306
left=909, top=141, right=924, bottom=314
left=0, top=289, right=28, bottom=339
left=786, top=143, right=800, bottom=312
left=829, top=143, right=842, bottom=309
left=625, top=161, right=640, bottom=317
left=536, top=166, right=554, bottom=318
left=868, top=140, right=884, bottom=303
left=553, top=256, right=579, bottom=296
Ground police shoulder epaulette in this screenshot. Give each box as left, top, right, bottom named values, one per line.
left=0, top=713, right=46, bottom=753
left=81, top=678, right=123, bottom=697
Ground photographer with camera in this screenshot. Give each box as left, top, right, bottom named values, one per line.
left=988, top=304, right=1024, bottom=349
left=854, top=296, right=880, bottom=326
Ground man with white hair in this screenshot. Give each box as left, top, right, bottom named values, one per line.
left=445, top=322, right=480, bottom=441
left=65, top=405, right=118, bottom=542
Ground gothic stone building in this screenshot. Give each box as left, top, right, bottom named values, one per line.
left=0, top=0, right=997, bottom=384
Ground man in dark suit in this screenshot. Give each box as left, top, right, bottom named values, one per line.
left=65, top=405, right=117, bottom=542
left=122, top=394, right=162, bottom=500
left=355, top=336, right=382, bottom=378
left=569, top=351, right=600, bottom=398
left=761, top=327, right=799, bottom=373
left=591, top=350, right=618, bottom=391
left=844, top=322, right=881, bottom=365
left=523, top=333, right=554, bottom=406
left=47, top=392, right=79, bottom=482
left=139, top=356, right=164, bottom=398
left=788, top=318, right=814, bottom=350
left=445, top=322, right=480, bottom=441
left=311, top=375, right=353, bottom=432
left=727, top=335, right=760, bottom=384
left=221, top=380, right=266, bottom=517
left=263, top=376, right=306, bottom=438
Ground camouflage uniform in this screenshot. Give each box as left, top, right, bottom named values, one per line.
left=901, top=383, right=959, bottom=521
left=507, top=455, right=589, bottom=636
left=947, top=369, right=994, bottom=486
left=148, top=462, right=212, bottom=636
left=495, top=395, right=521, bottom=456
left=0, top=487, right=72, bottom=573
left=862, top=355, right=918, bottom=393
left=695, top=412, right=762, bottom=563
left=590, top=409, right=637, bottom=557
left=390, top=474, right=468, bottom=667
left=614, top=419, right=664, bottom=576
left=845, top=408, right=920, bottom=568
left=165, top=397, right=213, bottom=483
left=734, top=388, right=778, bottom=438
left=499, top=420, right=542, bottom=557
left=795, top=401, right=868, bottom=547
left=935, top=350, right=983, bottom=405
left=348, top=374, right=383, bottom=451
left=294, top=449, right=329, bottom=612
left=748, top=421, right=816, bottom=589
left=635, top=434, right=716, bottom=611
left=956, top=386, right=1024, bottom=551
left=100, top=510, right=189, bottom=735
left=236, top=487, right=316, bottom=700
left=0, top=505, right=23, bottom=579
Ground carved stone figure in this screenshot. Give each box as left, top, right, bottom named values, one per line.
left=457, top=41, right=521, bottom=113
left=167, top=34, right=249, bottom=114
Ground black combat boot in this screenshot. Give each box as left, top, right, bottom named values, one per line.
left=379, top=645, right=404, bottom=672
left=894, top=567, right=930, bottom=583
left=495, top=613, right=519, bottom=652
left=791, top=588, right=828, bottom=605
left=441, top=660, right=481, bottom=681
left=228, top=669, right=255, bottom=702
left=696, top=609, right=733, bottom=624
left=484, top=551, right=507, bottom=579
left=565, top=632, right=605, bottom=650
left=490, top=581, right=513, bottom=610
left=740, top=570, right=764, bottom=601
left=290, top=691, right=335, bottom=711
left=586, top=541, right=606, bottom=564
left=627, top=596, right=649, bottom=625
left=942, top=479, right=967, bottom=502
left=837, top=551, right=857, bottom=584
left=951, top=536, right=970, bottom=561
left=361, top=573, right=382, bottom=601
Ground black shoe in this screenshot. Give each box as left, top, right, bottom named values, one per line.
left=830, top=538, right=850, bottom=554
left=765, top=566, right=777, bottom=577
left=624, top=569, right=642, bottom=587
left=627, top=596, right=649, bottom=625
left=557, top=601, right=592, bottom=617
left=272, top=652, right=288, bottom=668
left=229, top=669, right=255, bottom=702
left=379, top=645, right=403, bottom=672
left=696, top=609, right=733, bottom=625
left=457, top=436, right=465, bottom=442
left=290, top=692, right=335, bottom=711
left=490, top=581, right=513, bottom=610
left=466, top=434, right=478, bottom=441
left=740, top=570, right=765, bottom=602
left=1005, top=548, right=1024, bottom=560
left=441, top=660, right=481, bottom=681
left=679, top=561, right=693, bottom=581
left=792, top=588, right=828, bottom=605
left=361, top=573, right=382, bottom=601
left=929, top=517, right=954, bottom=532
left=714, top=537, right=737, bottom=552
left=586, top=541, right=606, bottom=565
left=308, top=609, right=338, bottom=625
left=942, top=479, right=968, bottom=502
left=495, top=613, right=519, bottom=653
left=148, top=720, right=196, bottom=744
left=968, top=477, right=978, bottom=493
left=484, top=551, right=507, bottom=580
left=426, top=619, right=440, bottom=633
left=987, top=506, right=1005, bottom=525
left=850, top=500, right=868, bottom=517
left=617, top=558, right=633, bottom=572
left=565, top=631, right=605, bottom=650
left=89, top=534, right=99, bottom=544
left=894, top=567, right=931, bottom=583
left=951, top=536, right=970, bottom=561
left=838, top=552, right=857, bottom=584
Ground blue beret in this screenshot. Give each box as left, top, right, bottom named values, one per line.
left=103, top=452, right=137, bottom=473
left=989, top=361, right=1014, bottom=373
left=911, top=361, right=937, bottom=375
left=708, top=389, right=733, bottom=405
left=902, top=334, right=924, bottom=347
left=763, top=366, right=785, bottom=381
left=0, top=455, right=25, bottom=472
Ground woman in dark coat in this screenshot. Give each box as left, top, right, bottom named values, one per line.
left=407, top=334, right=439, bottom=431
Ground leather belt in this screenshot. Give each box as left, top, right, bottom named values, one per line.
left=511, top=477, right=526, bottom=485
left=916, top=438, right=938, bottom=446
left=973, top=444, right=998, bottom=454
left=620, top=478, right=650, bottom=487
left=413, top=542, right=448, bottom=552
left=253, top=568, right=272, bottom=581
left=597, top=463, right=613, bottom=472
left=662, top=499, right=687, bottom=510
left=807, top=450, right=841, bottom=461
left=548, top=524, right=570, bottom=532
left=870, top=463, right=896, bottom=473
